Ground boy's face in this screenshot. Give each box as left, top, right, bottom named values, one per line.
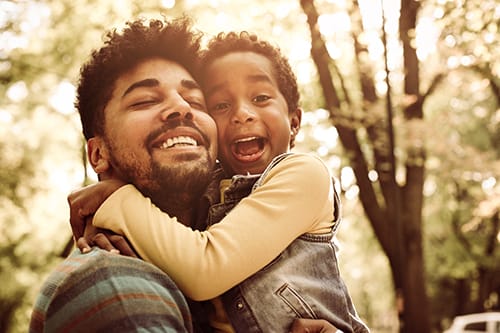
left=91, top=57, right=217, bottom=198
left=204, top=51, right=301, bottom=175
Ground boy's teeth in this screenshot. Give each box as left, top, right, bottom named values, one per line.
left=235, top=136, right=258, bottom=143
left=161, top=136, right=197, bottom=149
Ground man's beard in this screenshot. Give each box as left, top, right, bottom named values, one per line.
left=104, top=119, right=215, bottom=216
left=140, top=152, right=214, bottom=213
left=106, top=143, right=214, bottom=217
left=110, top=149, right=213, bottom=213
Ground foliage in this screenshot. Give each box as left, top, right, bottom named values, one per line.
left=423, top=68, right=500, bottom=327
left=0, top=0, right=498, bottom=332
left=419, top=0, right=500, bottom=328
left=1, top=2, right=96, bottom=331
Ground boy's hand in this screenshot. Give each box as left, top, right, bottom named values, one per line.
left=290, top=318, right=340, bottom=333
left=78, top=217, right=138, bottom=258
left=68, top=179, right=126, bottom=240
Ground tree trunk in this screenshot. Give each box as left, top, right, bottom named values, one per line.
left=399, top=0, right=430, bottom=331
left=300, top=0, right=431, bottom=331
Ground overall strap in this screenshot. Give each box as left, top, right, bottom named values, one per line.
left=252, top=152, right=294, bottom=191
left=252, top=152, right=342, bottom=234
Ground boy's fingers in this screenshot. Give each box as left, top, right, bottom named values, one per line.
left=68, top=187, right=100, bottom=239
left=92, top=233, right=120, bottom=254
left=76, top=237, right=92, bottom=253
left=290, top=319, right=339, bottom=333
left=68, top=194, right=86, bottom=240
left=108, top=234, right=138, bottom=258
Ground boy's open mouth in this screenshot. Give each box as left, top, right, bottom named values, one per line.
left=232, top=136, right=266, bottom=161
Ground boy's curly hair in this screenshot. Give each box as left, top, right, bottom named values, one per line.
left=76, top=17, right=203, bottom=140
left=200, top=31, right=300, bottom=114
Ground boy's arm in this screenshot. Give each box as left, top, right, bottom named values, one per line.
left=68, top=179, right=138, bottom=257
left=93, top=154, right=335, bottom=300
left=68, top=179, right=126, bottom=240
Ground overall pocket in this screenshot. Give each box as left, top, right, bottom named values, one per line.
left=275, top=283, right=318, bottom=319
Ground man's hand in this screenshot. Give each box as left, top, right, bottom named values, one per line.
left=290, top=319, right=340, bottom=333
left=68, top=179, right=126, bottom=240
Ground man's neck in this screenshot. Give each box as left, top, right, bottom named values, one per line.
left=151, top=192, right=198, bottom=227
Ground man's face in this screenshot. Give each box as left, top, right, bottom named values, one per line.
left=95, top=57, right=217, bottom=206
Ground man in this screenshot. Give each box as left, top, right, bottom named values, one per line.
left=30, top=17, right=212, bottom=333
left=30, top=17, right=338, bottom=332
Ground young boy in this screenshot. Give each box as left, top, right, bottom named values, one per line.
left=71, top=31, right=369, bottom=333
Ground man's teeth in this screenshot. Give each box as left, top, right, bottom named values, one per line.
left=161, top=136, right=197, bottom=149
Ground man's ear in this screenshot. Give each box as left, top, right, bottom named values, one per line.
left=289, top=108, right=302, bottom=149
left=87, top=137, right=111, bottom=175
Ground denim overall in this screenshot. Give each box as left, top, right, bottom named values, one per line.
left=205, top=153, right=369, bottom=333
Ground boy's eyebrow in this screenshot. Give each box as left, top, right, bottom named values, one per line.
left=122, top=78, right=160, bottom=97
left=205, top=81, right=226, bottom=98
left=205, top=74, right=273, bottom=98
left=247, top=74, right=273, bottom=84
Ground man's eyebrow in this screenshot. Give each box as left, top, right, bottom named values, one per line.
left=122, top=78, right=160, bottom=98
left=181, top=79, right=201, bottom=90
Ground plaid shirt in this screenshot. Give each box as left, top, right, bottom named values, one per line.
left=30, top=248, right=193, bottom=333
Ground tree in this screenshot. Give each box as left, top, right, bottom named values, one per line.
left=299, top=0, right=499, bottom=332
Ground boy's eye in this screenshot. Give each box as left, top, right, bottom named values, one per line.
left=210, top=102, right=230, bottom=113
left=252, top=95, right=270, bottom=103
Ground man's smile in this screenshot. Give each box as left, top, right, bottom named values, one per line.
left=150, top=126, right=207, bottom=152
left=160, top=135, right=198, bottom=149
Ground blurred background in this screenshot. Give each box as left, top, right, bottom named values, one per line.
left=0, top=0, right=499, bottom=332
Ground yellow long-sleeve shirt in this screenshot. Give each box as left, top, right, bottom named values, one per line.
left=93, top=153, right=335, bottom=301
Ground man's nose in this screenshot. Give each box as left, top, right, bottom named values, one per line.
left=232, top=103, right=255, bottom=124
left=160, top=95, right=193, bottom=122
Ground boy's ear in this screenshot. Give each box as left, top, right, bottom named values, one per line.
left=87, top=137, right=111, bottom=176
left=289, top=108, right=302, bottom=149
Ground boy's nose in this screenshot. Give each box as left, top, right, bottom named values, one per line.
left=232, top=103, right=255, bottom=124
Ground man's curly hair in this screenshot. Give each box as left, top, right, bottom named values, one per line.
left=76, top=17, right=203, bottom=140
left=200, top=31, right=300, bottom=114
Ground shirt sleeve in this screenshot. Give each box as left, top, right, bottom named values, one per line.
left=93, top=153, right=335, bottom=301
